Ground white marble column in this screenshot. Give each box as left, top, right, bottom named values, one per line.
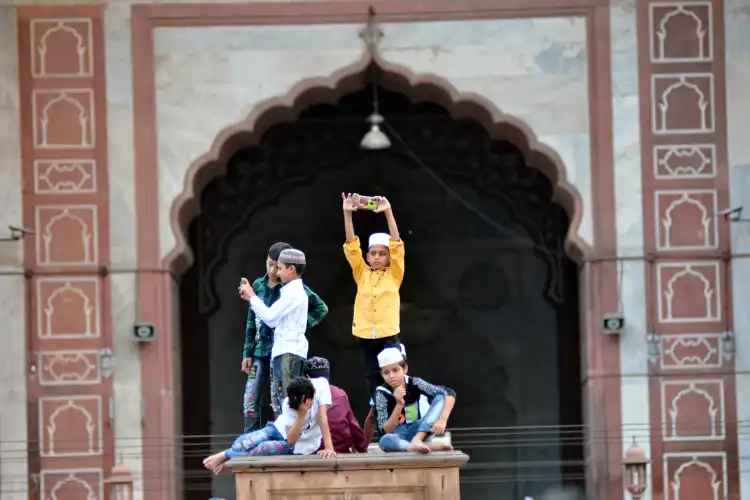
left=611, top=0, right=652, bottom=499
left=0, top=7, right=28, bottom=500
left=726, top=1, right=750, bottom=499
left=105, top=4, right=144, bottom=500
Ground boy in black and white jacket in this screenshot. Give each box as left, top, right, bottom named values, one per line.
left=374, top=347, right=456, bottom=453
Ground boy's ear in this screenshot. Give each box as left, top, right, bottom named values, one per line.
left=403, top=364, right=409, bottom=374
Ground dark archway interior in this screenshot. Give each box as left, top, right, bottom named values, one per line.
left=179, top=83, right=583, bottom=500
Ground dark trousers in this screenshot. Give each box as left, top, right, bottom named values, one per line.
left=360, top=334, right=401, bottom=400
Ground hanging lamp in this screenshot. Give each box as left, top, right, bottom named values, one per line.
left=359, top=6, right=391, bottom=150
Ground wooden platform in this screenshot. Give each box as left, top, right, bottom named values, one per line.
left=226, top=450, right=469, bottom=499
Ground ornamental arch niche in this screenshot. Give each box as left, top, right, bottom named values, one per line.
left=170, top=57, right=590, bottom=500
left=164, top=56, right=593, bottom=276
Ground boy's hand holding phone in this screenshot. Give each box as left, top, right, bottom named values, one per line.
left=238, top=277, right=254, bottom=300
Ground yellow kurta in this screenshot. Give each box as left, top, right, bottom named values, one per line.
left=343, top=236, right=405, bottom=339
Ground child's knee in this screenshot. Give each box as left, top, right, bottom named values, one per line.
left=378, top=434, right=392, bottom=448
left=379, top=434, right=401, bottom=452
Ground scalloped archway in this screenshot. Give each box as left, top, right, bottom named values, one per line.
left=164, top=55, right=593, bottom=276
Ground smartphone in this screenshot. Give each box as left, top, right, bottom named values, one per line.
left=352, top=194, right=380, bottom=211
left=239, top=278, right=249, bottom=287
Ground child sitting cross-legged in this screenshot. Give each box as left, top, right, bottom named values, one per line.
left=374, top=347, right=456, bottom=453
left=203, top=375, right=336, bottom=474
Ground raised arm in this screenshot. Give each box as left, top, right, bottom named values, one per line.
left=342, top=193, right=357, bottom=243
left=250, top=287, right=304, bottom=328
left=375, top=197, right=400, bottom=242
left=388, top=239, right=405, bottom=284
left=375, top=197, right=405, bottom=281
left=342, top=193, right=366, bottom=280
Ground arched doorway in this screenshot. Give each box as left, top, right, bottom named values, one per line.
left=179, top=81, right=583, bottom=500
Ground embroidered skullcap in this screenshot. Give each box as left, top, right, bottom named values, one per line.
left=368, top=232, right=390, bottom=249
left=278, top=248, right=306, bottom=265
left=303, top=356, right=330, bottom=379
left=378, top=347, right=405, bottom=368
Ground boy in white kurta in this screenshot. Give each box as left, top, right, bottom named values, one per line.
left=240, top=248, right=311, bottom=413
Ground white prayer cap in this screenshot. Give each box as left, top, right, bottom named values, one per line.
left=368, top=232, right=390, bottom=249
left=378, top=347, right=405, bottom=368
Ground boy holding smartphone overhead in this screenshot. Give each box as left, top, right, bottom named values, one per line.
left=341, top=193, right=405, bottom=402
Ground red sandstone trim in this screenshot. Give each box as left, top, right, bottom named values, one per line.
left=17, top=4, right=115, bottom=498
left=635, top=0, right=739, bottom=499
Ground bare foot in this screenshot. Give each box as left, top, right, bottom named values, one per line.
left=407, top=441, right=431, bottom=454
left=426, top=442, right=453, bottom=452
left=203, top=452, right=227, bottom=474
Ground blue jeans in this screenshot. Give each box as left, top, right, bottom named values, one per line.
left=223, top=423, right=294, bottom=459
left=243, top=356, right=271, bottom=433
left=379, top=394, right=445, bottom=452
left=270, top=353, right=305, bottom=416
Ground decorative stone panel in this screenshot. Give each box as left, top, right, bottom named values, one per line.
left=18, top=5, right=112, bottom=495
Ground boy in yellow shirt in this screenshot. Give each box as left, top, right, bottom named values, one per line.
left=341, top=193, right=404, bottom=401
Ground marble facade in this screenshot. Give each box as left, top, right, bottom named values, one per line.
left=0, top=1, right=745, bottom=500
left=0, top=7, right=27, bottom=500
left=153, top=17, right=592, bottom=265
left=726, top=1, right=750, bottom=499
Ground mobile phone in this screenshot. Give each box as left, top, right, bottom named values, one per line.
left=352, top=194, right=380, bottom=211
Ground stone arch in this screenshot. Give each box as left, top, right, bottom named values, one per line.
left=164, top=53, right=592, bottom=276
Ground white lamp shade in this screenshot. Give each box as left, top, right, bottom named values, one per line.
left=360, top=113, right=391, bottom=150
left=360, top=125, right=391, bottom=149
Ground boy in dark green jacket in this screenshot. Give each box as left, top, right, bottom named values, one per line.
left=242, top=242, right=328, bottom=433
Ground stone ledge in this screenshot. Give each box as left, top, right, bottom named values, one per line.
left=226, top=450, right=469, bottom=472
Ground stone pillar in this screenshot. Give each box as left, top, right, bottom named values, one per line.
left=725, top=2, right=750, bottom=500
left=0, top=6, right=26, bottom=500
left=634, top=2, right=739, bottom=500
left=17, top=5, right=115, bottom=498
